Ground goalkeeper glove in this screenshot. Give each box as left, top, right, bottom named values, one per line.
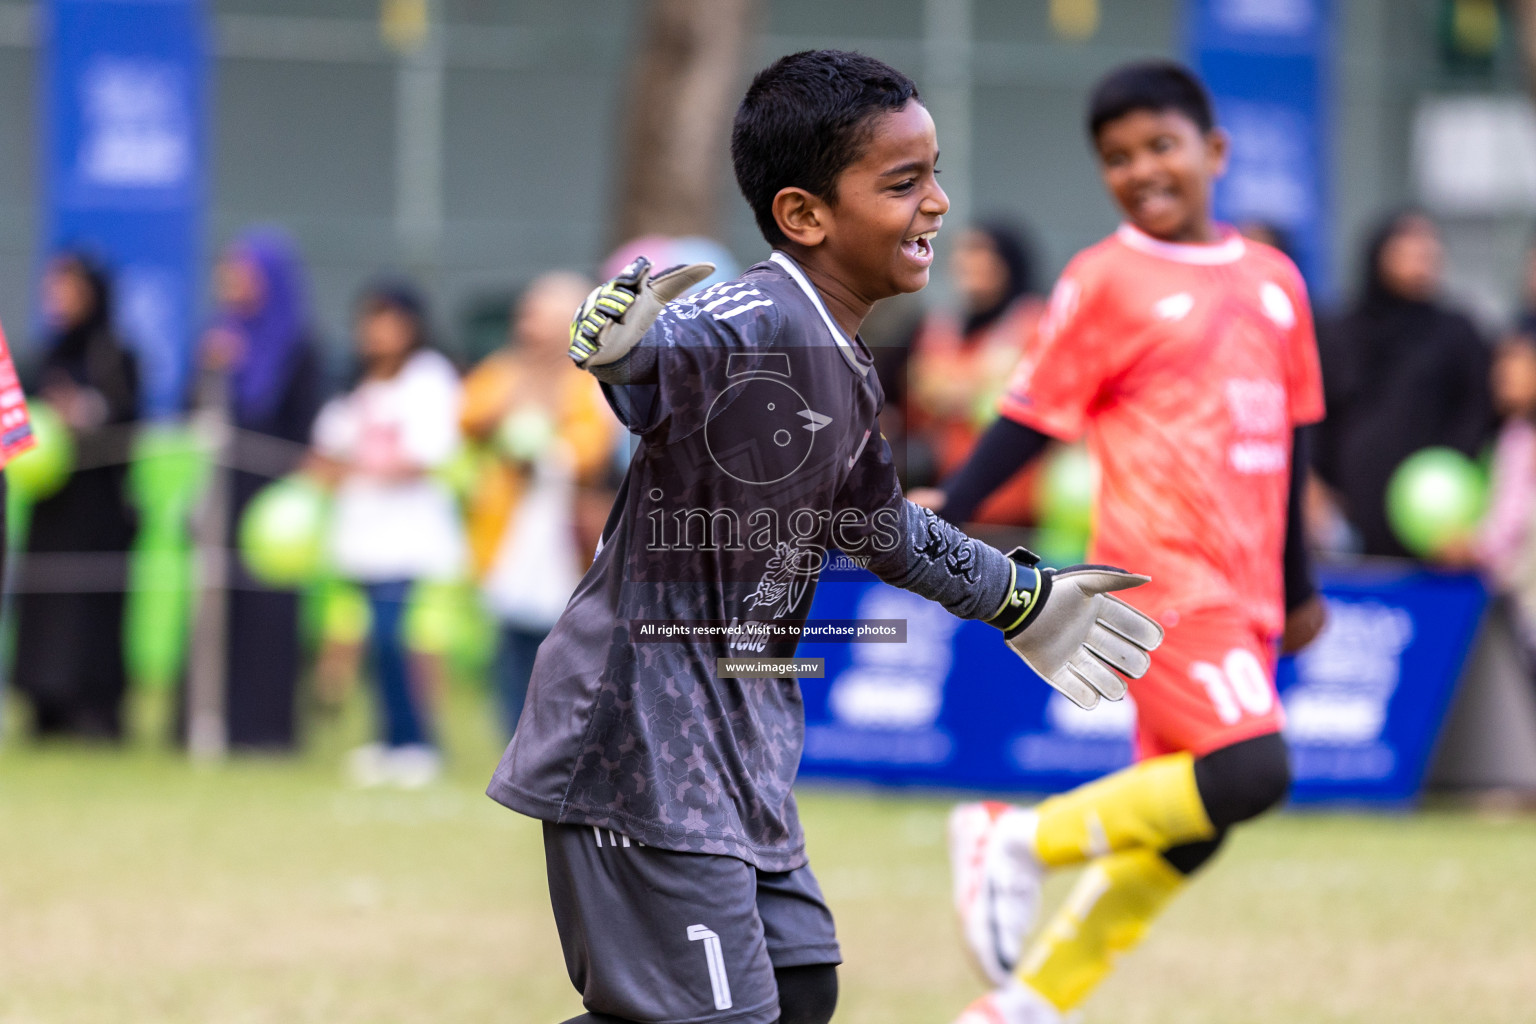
left=568, top=257, right=716, bottom=368
left=987, top=546, right=1164, bottom=710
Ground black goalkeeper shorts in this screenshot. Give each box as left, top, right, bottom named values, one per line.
left=543, top=822, right=841, bottom=1024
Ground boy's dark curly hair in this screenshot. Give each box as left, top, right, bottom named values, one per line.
left=1087, top=60, right=1215, bottom=140
left=732, top=50, right=920, bottom=247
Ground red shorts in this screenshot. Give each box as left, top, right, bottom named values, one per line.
left=1130, top=608, right=1285, bottom=761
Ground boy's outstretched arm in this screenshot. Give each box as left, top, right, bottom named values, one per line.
left=919, top=416, right=1052, bottom=524
left=1282, top=426, right=1326, bottom=654
left=567, top=257, right=771, bottom=440
left=843, top=437, right=1162, bottom=710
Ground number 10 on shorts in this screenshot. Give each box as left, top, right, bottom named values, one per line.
left=1190, top=648, right=1275, bottom=725
left=688, top=924, right=733, bottom=1010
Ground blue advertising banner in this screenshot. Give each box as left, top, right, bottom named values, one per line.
left=1185, top=0, right=1332, bottom=293
left=797, top=563, right=1486, bottom=805
left=1276, top=565, right=1485, bottom=804
left=41, top=0, right=207, bottom=416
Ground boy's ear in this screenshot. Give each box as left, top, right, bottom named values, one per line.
left=772, top=187, right=829, bottom=248
left=1204, top=126, right=1231, bottom=179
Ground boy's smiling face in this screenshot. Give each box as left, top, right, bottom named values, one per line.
left=775, top=101, right=948, bottom=321
left=1094, top=108, right=1227, bottom=243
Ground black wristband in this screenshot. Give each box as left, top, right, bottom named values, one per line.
left=987, top=546, right=1050, bottom=637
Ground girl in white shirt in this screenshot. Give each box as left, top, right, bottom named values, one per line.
left=310, top=282, right=465, bottom=786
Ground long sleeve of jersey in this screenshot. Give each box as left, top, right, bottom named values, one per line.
left=936, top=416, right=1052, bottom=525
left=876, top=498, right=1015, bottom=621
left=586, top=281, right=783, bottom=443
left=588, top=339, right=660, bottom=387
left=1283, top=427, right=1316, bottom=612
left=836, top=430, right=1013, bottom=623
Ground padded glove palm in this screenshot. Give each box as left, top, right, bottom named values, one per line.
left=989, top=548, right=1164, bottom=710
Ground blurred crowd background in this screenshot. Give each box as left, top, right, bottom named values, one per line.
left=5, top=0, right=1536, bottom=788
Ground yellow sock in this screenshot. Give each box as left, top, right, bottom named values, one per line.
left=1018, top=848, right=1186, bottom=1011
left=1031, top=752, right=1215, bottom=868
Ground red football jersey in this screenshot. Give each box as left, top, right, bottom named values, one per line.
left=998, top=224, right=1325, bottom=639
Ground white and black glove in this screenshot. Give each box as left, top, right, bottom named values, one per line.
left=568, top=257, right=715, bottom=368
left=987, top=547, right=1164, bottom=710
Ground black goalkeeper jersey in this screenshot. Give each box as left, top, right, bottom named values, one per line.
left=488, top=253, right=1013, bottom=869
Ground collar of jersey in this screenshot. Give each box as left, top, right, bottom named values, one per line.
left=768, top=251, right=873, bottom=377
left=1115, top=222, right=1246, bottom=265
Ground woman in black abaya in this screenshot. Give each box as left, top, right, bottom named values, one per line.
left=1313, top=211, right=1496, bottom=558
left=12, top=253, right=139, bottom=739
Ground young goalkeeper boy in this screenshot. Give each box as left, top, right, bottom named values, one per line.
left=924, top=62, right=1327, bottom=1024
left=486, top=50, right=1164, bottom=1024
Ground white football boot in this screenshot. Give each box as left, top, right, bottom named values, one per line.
left=948, top=801, right=1046, bottom=985
left=952, top=979, right=1069, bottom=1024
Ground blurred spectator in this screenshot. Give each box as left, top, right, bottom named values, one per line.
left=310, top=281, right=464, bottom=787
left=1312, top=211, right=1494, bottom=558
left=1514, top=235, right=1536, bottom=338
left=12, top=253, right=138, bottom=739
left=192, top=229, right=324, bottom=750
left=460, top=272, right=617, bottom=738
left=1474, top=335, right=1536, bottom=641
left=906, top=221, right=1045, bottom=520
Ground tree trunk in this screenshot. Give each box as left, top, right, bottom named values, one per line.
left=1516, top=0, right=1536, bottom=95
left=611, top=0, right=758, bottom=247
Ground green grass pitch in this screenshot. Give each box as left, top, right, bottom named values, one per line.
left=0, top=691, right=1532, bottom=1023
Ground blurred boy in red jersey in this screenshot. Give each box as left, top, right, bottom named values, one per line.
left=928, top=62, right=1325, bottom=1024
